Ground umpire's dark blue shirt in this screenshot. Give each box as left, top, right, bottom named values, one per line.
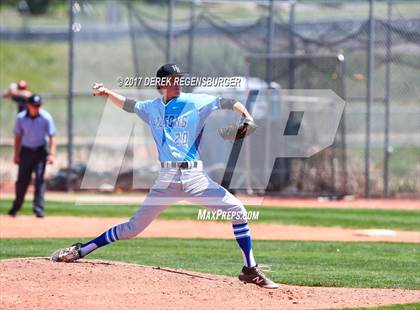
left=14, top=110, right=56, bottom=148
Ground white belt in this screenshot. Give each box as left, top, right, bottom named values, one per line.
left=160, top=160, right=202, bottom=169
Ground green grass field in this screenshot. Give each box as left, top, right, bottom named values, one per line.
left=1, top=1, right=419, bottom=26
left=1, top=238, right=419, bottom=290
left=348, top=304, right=420, bottom=310
left=1, top=199, right=419, bottom=231
left=1, top=198, right=419, bottom=308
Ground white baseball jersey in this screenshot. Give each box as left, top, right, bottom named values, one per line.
left=114, top=92, right=248, bottom=241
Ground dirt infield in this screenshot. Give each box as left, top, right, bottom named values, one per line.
left=1, top=215, right=419, bottom=243
left=1, top=189, right=419, bottom=210
left=1, top=258, right=419, bottom=310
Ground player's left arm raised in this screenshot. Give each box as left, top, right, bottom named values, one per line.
left=218, top=98, right=257, bottom=140
left=220, top=98, right=253, bottom=122
left=232, top=101, right=254, bottom=122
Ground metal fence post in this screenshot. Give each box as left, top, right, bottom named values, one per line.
left=383, top=1, right=393, bottom=197
left=187, top=0, right=197, bottom=74
left=166, top=0, right=174, bottom=63
left=127, top=3, right=141, bottom=78
left=288, top=0, right=296, bottom=88
left=66, top=0, right=75, bottom=191
left=266, top=0, right=274, bottom=84
left=263, top=0, right=275, bottom=195
left=337, top=55, right=348, bottom=194
left=365, top=0, right=375, bottom=198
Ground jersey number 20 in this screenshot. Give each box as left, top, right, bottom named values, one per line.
left=174, top=131, right=188, bottom=146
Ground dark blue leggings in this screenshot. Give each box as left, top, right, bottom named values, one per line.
left=11, top=146, right=47, bottom=214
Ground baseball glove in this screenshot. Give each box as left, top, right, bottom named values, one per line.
left=218, top=119, right=257, bottom=141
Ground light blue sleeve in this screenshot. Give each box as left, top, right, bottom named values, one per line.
left=13, top=117, right=23, bottom=135
left=47, top=115, right=56, bottom=136
left=192, top=94, right=222, bottom=120
left=134, top=100, right=150, bottom=123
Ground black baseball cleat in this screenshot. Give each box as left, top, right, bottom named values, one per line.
left=7, top=208, right=17, bottom=217
left=33, top=208, right=44, bottom=218
left=34, top=212, right=44, bottom=218
left=238, top=265, right=278, bottom=289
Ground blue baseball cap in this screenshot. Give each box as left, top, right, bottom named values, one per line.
left=156, top=63, right=188, bottom=78
left=28, top=94, right=42, bottom=106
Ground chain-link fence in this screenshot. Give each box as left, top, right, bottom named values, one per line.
left=0, top=0, right=418, bottom=197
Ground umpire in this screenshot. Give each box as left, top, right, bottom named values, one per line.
left=8, top=94, right=56, bottom=218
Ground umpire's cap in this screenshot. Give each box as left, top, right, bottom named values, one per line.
left=28, top=94, right=42, bottom=106
left=156, top=63, right=188, bottom=78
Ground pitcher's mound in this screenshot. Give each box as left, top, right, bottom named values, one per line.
left=1, top=258, right=418, bottom=310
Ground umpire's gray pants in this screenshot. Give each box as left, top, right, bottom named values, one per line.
left=115, top=166, right=248, bottom=240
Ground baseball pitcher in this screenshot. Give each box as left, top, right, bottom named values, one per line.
left=51, top=64, right=277, bottom=289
